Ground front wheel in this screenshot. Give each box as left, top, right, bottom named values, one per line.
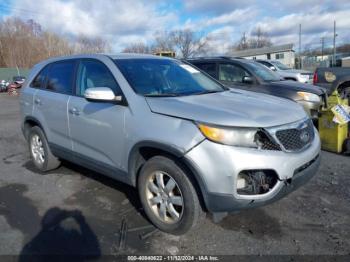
left=138, top=156, right=204, bottom=235
left=28, top=126, right=61, bottom=172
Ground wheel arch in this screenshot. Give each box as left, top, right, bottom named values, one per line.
left=23, top=116, right=45, bottom=140
left=128, top=141, right=209, bottom=211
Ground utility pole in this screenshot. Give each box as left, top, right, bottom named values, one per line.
left=333, top=20, right=337, bottom=67
left=321, top=37, right=324, bottom=61
left=299, top=24, right=302, bottom=69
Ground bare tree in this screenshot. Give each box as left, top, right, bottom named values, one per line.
left=249, top=26, right=272, bottom=49
left=0, top=17, right=112, bottom=68
left=74, top=34, right=110, bottom=54
left=152, top=31, right=175, bottom=53
left=235, top=32, right=249, bottom=51
left=231, top=27, right=272, bottom=51
left=152, top=29, right=209, bottom=58
left=122, top=42, right=151, bottom=53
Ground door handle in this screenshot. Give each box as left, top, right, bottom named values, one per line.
left=69, top=108, right=80, bottom=116
left=34, top=98, right=42, bottom=105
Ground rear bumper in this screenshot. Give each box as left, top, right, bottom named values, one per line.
left=203, top=155, right=320, bottom=212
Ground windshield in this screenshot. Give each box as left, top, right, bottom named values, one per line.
left=270, top=61, right=291, bottom=70
left=114, top=59, right=225, bottom=96
left=246, top=62, right=281, bottom=82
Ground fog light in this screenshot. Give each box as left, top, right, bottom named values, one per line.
left=237, top=176, right=247, bottom=189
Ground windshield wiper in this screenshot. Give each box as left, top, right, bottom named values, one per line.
left=191, top=90, right=222, bottom=95
left=144, top=93, right=181, bottom=97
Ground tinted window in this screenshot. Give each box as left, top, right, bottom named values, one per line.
left=76, top=60, right=121, bottom=96
left=245, top=62, right=280, bottom=82
left=219, top=64, right=249, bottom=83
left=194, top=63, right=217, bottom=78
left=46, top=61, right=75, bottom=94
left=30, top=66, right=48, bottom=88
left=115, top=59, right=225, bottom=97
left=257, top=61, right=272, bottom=68
left=271, top=61, right=290, bottom=70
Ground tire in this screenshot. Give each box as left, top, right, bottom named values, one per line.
left=138, top=156, right=204, bottom=235
left=28, top=126, right=61, bottom=172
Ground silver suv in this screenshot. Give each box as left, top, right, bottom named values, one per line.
left=20, top=54, right=321, bottom=235
left=256, top=60, right=314, bottom=84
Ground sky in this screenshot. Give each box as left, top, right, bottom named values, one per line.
left=0, top=0, right=350, bottom=54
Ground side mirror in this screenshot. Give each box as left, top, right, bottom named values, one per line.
left=84, top=87, right=122, bottom=102
left=242, top=76, right=253, bottom=84
left=270, top=66, right=277, bottom=71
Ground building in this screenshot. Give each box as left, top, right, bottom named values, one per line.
left=230, top=44, right=295, bottom=68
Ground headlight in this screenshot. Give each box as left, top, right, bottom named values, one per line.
left=297, top=92, right=320, bottom=103
left=197, top=123, right=258, bottom=148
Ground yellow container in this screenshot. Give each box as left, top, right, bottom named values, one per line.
left=318, top=91, right=349, bottom=153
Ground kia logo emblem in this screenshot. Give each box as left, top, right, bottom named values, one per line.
left=300, top=130, right=310, bottom=143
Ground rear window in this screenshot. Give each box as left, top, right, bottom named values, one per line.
left=46, top=61, right=75, bottom=94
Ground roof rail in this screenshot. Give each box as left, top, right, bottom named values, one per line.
left=187, top=56, right=245, bottom=60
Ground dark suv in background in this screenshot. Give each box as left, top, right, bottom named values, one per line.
left=187, top=57, right=327, bottom=120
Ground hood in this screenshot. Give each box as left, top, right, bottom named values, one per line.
left=269, top=80, right=325, bottom=95
left=145, top=90, right=307, bottom=128
left=282, top=69, right=312, bottom=74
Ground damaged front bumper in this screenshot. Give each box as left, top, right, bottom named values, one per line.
left=184, top=128, right=321, bottom=213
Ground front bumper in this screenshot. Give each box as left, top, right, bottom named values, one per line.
left=184, top=131, right=321, bottom=212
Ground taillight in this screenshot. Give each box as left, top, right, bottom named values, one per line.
left=313, top=72, right=318, bottom=85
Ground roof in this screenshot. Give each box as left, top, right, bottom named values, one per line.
left=230, top=44, right=294, bottom=57
left=0, top=68, right=30, bottom=81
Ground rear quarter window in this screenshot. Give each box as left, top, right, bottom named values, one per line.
left=30, top=66, right=49, bottom=89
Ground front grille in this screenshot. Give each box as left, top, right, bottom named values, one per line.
left=275, top=120, right=314, bottom=151
left=256, top=131, right=281, bottom=151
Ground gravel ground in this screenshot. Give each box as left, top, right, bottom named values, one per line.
left=0, top=93, right=349, bottom=259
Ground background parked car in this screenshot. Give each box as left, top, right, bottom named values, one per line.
left=13, top=75, right=26, bottom=86
left=313, top=67, right=350, bottom=98
left=187, top=57, right=327, bottom=120
left=256, top=60, right=313, bottom=84
left=0, top=80, right=9, bottom=92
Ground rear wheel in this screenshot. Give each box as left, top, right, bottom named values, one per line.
left=28, top=126, right=61, bottom=171
left=138, top=156, right=204, bottom=235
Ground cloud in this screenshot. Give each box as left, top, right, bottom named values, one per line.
left=184, top=0, right=256, bottom=15
left=255, top=9, right=350, bottom=45
left=9, top=0, right=177, bottom=50
left=182, top=8, right=258, bottom=32
left=3, top=0, right=350, bottom=53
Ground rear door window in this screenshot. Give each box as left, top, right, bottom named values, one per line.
left=194, top=63, right=217, bottom=78
left=46, top=60, right=75, bottom=94
left=219, top=63, right=249, bottom=83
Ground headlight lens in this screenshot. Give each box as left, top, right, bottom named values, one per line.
left=197, top=124, right=258, bottom=148
left=297, top=92, right=321, bottom=103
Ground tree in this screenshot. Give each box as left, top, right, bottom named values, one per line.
left=74, top=34, right=110, bottom=54
left=249, top=26, right=272, bottom=49
left=152, top=29, right=210, bottom=58
left=235, top=32, right=249, bottom=51
left=170, top=29, right=210, bottom=58
left=0, top=17, right=111, bottom=68
left=232, top=27, right=272, bottom=51
left=122, top=42, right=151, bottom=53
